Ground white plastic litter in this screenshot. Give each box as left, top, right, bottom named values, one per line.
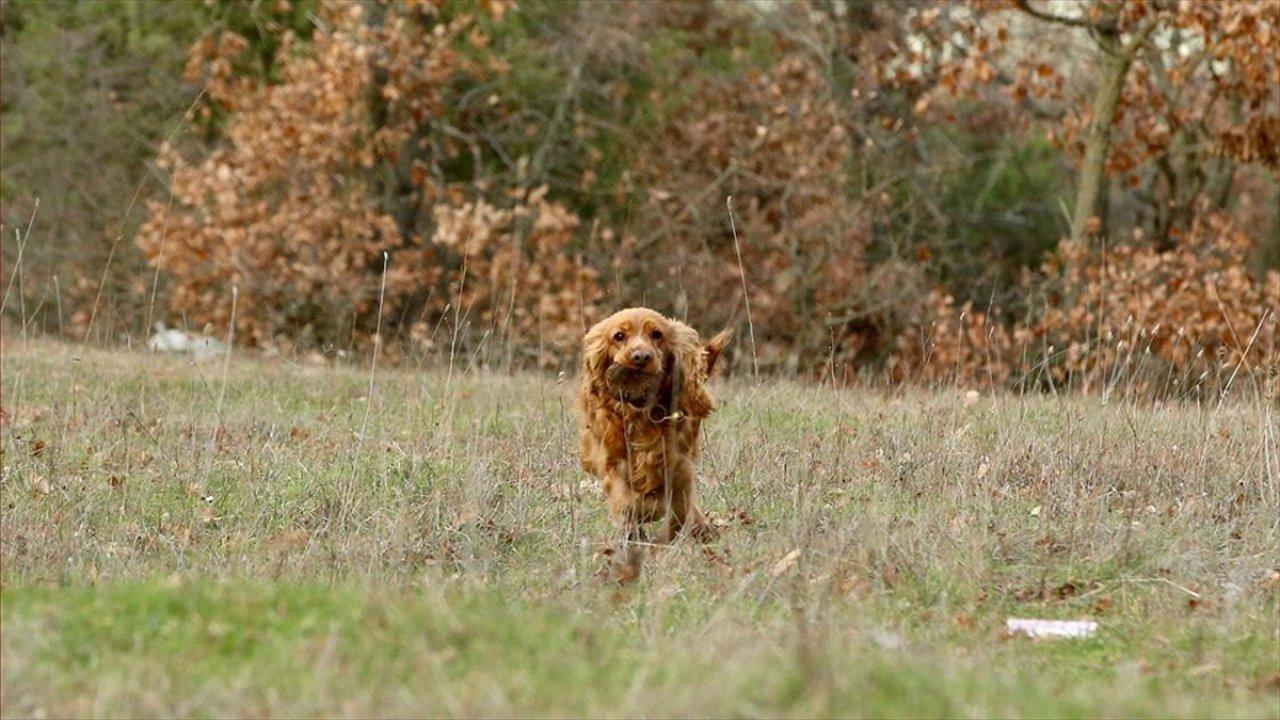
left=147, top=323, right=226, bottom=360
left=868, top=628, right=905, bottom=650
left=1006, top=618, right=1098, bottom=639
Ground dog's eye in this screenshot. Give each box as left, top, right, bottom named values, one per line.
left=612, top=331, right=625, bottom=342
left=651, top=330, right=663, bottom=340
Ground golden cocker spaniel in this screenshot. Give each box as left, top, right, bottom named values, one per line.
left=576, top=307, right=731, bottom=542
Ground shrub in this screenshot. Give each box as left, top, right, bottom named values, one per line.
left=136, top=2, right=597, bottom=362
left=1027, top=212, right=1279, bottom=396
left=895, top=210, right=1279, bottom=398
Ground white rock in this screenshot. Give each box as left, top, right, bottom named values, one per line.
left=147, top=323, right=226, bottom=360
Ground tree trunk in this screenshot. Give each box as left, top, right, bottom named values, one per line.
left=1069, top=14, right=1159, bottom=243
left=1070, top=36, right=1129, bottom=243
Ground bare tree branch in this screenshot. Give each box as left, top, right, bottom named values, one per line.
left=1014, top=0, right=1114, bottom=32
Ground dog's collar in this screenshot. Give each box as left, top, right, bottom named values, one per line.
left=647, top=403, right=673, bottom=424
left=610, top=397, right=682, bottom=425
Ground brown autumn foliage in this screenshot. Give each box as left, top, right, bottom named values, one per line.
left=893, top=0, right=1280, bottom=394
left=898, top=209, right=1279, bottom=395
left=136, top=2, right=596, bottom=360
left=626, top=48, right=915, bottom=372
left=1030, top=211, right=1279, bottom=393
left=138, top=5, right=421, bottom=349
left=425, top=186, right=600, bottom=366
left=5, top=0, right=1267, bottom=395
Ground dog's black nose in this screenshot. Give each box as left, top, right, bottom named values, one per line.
left=629, top=349, right=653, bottom=366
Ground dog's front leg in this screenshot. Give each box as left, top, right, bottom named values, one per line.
left=659, top=456, right=716, bottom=542
left=600, top=461, right=648, bottom=580
left=602, top=462, right=646, bottom=541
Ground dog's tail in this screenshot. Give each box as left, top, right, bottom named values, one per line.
left=705, top=328, right=733, bottom=376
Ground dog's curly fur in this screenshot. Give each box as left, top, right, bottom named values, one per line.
left=576, top=307, right=731, bottom=542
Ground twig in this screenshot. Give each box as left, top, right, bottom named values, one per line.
left=79, top=234, right=123, bottom=345
left=144, top=191, right=177, bottom=338
left=357, top=252, right=390, bottom=444
left=726, top=196, right=759, bottom=380
left=212, top=286, right=239, bottom=431
left=53, top=275, right=64, bottom=337
left=342, top=253, right=389, bottom=528
left=1212, top=300, right=1267, bottom=407
left=443, top=251, right=468, bottom=408
left=1, top=200, right=39, bottom=316
left=1145, top=576, right=1204, bottom=599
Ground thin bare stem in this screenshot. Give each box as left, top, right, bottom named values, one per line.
left=212, top=286, right=240, bottom=428
left=2, top=200, right=39, bottom=316
left=358, top=252, right=390, bottom=444
left=145, top=191, right=177, bottom=336
left=727, top=196, right=759, bottom=381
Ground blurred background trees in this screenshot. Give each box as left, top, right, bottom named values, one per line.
left=2, top=0, right=1276, bottom=394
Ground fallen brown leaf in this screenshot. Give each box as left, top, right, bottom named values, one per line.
left=772, top=549, right=801, bottom=578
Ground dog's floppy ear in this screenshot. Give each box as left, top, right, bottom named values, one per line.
left=704, top=328, right=733, bottom=376
left=669, top=320, right=714, bottom=419
left=581, top=319, right=612, bottom=394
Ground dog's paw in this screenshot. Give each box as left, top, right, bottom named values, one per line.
left=661, top=516, right=719, bottom=543
left=595, top=543, right=644, bottom=584
left=688, top=519, right=719, bottom=543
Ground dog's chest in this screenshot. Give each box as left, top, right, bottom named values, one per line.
left=622, top=425, right=667, bottom=493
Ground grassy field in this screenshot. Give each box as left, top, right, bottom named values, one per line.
left=2, top=338, right=1277, bottom=718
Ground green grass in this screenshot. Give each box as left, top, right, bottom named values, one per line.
left=2, top=339, right=1278, bottom=718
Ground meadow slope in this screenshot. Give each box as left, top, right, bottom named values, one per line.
left=2, top=339, right=1278, bottom=718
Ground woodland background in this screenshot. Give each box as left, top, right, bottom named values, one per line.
left=2, top=0, right=1277, bottom=395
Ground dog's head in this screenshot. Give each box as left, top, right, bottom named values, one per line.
left=582, top=307, right=731, bottom=416
left=583, top=307, right=672, bottom=406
